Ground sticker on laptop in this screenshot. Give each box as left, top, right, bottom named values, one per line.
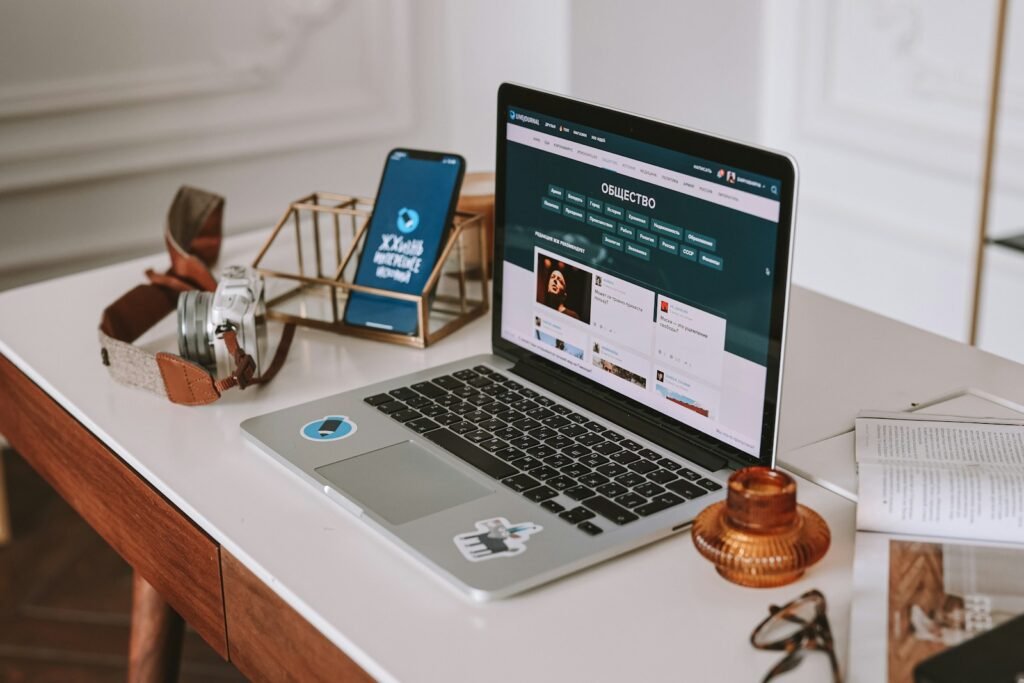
left=453, top=517, right=542, bottom=562
left=300, top=415, right=357, bottom=442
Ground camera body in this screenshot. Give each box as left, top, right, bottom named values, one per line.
left=177, top=265, right=267, bottom=378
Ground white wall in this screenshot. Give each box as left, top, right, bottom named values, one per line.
left=0, top=0, right=570, bottom=290
left=2, top=0, right=1022, bottom=363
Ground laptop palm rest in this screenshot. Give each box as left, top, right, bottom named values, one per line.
left=315, top=441, right=492, bottom=525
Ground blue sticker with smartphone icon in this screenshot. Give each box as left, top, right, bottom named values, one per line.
left=300, top=415, right=357, bottom=442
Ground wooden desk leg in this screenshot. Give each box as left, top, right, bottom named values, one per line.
left=128, top=571, right=184, bottom=683
left=0, top=449, right=11, bottom=546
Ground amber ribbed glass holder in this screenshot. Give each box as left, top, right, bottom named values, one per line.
left=691, top=467, right=830, bottom=588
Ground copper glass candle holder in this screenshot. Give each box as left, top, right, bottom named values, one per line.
left=692, top=467, right=830, bottom=588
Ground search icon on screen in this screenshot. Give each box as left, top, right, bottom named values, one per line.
left=771, top=185, right=778, bottom=195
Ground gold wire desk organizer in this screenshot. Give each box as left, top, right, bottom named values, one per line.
left=252, top=192, right=489, bottom=348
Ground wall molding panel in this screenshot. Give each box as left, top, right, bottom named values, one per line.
left=0, top=0, right=413, bottom=193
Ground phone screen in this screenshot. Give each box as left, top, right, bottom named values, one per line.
left=344, top=149, right=465, bottom=335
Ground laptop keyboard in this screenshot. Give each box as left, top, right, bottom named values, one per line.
left=363, top=364, right=723, bottom=536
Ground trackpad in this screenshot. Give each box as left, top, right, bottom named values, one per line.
left=315, top=441, right=492, bottom=525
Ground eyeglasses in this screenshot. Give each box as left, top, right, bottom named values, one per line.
left=751, top=589, right=841, bottom=683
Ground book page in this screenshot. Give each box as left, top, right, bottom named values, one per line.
left=849, top=533, right=1024, bottom=683
left=856, top=416, right=1024, bottom=543
left=856, top=415, right=1024, bottom=467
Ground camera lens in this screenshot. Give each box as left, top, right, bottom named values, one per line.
left=177, top=290, right=216, bottom=369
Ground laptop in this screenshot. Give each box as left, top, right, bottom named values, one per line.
left=241, top=83, right=798, bottom=601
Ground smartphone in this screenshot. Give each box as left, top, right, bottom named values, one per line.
left=343, top=149, right=466, bottom=335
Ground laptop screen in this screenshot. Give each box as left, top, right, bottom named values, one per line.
left=494, top=87, right=794, bottom=465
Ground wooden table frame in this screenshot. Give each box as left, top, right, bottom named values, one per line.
left=0, top=354, right=373, bottom=683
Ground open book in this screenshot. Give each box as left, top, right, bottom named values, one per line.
left=849, top=411, right=1024, bottom=683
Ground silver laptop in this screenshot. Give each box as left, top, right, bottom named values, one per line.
left=242, top=84, right=798, bottom=601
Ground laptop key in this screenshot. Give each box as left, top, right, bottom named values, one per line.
left=518, top=388, right=539, bottom=398
left=616, top=473, right=646, bottom=488
left=525, top=406, right=554, bottom=420
left=592, top=441, right=621, bottom=456
left=602, top=430, right=624, bottom=442
left=420, top=404, right=447, bottom=418
left=407, top=418, right=440, bottom=433
left=453, top=368, right=478, bottom=380
left=465, top=430, right=491, bottom=443
left=432, top=375, right=463, bottom=390
left=563, top=444, right=591, bottom=458
left=596, top=463, right=627, bottom=477
left=566, top=412, right=587, bottom=424
left=452, top=386, right=479, bottom=399
left=541, top=415, right=570, bottom=429
left=530, top=465, right=559, bottom=481
left=577, top=521, right=603, bottom=536
left=619, top=439, right=642, bottom=451
left=680, top=468, right=701, bottom=481
left=450, top=421, right=477, bottom=435
left=550, top=404, right=572, bottom=415
left=661, top=460, right=682, bottom=471
left=509, top=435, right=539, bottom=450
left=512, top=417, right=541, bottom=432
left=495, top=447, right=522, bottom=462
left=411, top=381, right=446, bottom=398
left=648, top=469, right=678, bottom=485
left=579, top=472, right=608, bottom=488
left=504, top=380, right=524, bottom=390
left=450, top=402, right=475, bottom=415
left=582, top=496, right=639, bottom=525
left=526, top=444, right=556, bottom=458
left=364, top=393, right=393, bottom=406
left=638, top=448, right=660, bottom=460
left=548, top=435, right=574, bottom=449
left=698, top=478, right=723, bottom=491
left=529, top=426, right=558, bottom=440
left=511, top=399, right=538, bottom=412
left=389, top=387, right=418, bottom=401
left=666, top=480, right=708, bottom=499
left=559, top=424, right=587, bottom=438
left=516, top=456, right=543, bottom=470
left=424, top=429, right=517, bottom=480
left=544, top=454, right=572, bottom=469
left=492, top=409, right=520, bottom=423
left=559, top=506, right=596, bottom=523
left=472, top=364, right=493, bottom=375
left=377, top=401, right=405, bottom=414
left=464, top=411, right=491, bottom=423
left=502, top=473, right=540, bottom=492
left=467, top=376, right=493, bottom=389
left=435, top=412, right=462, bottom=426
left=524, top=485, right=558, bottom=502
left=402, top=394, right=430, bottom=409
left=611, top=451, right=640, bottom=465
left=579, top=454, right=608, bottom=469
left=467, top=393, right=494, bottom=406
left=615, top=492, right=647, bottom=508
left=563, top=485, right=594, bottom=501
left=583, top=420, right=605, bottom=432
left=634, top=482, right=664, bottom=498
left=629, top=460, right=659, bottom=475
left=479, top=439, right=507, bottom=453
left=547, top=475, right=576, bottom=491
left=493, top=426, right=520, bottom=441
left=535, top=395, right=555, bottom=406
left=435, top=394, right=462, bottom=408
left=393, top=409, right=420, bottom=422
left=635, top=493, right=685, bottom=516
left=596, top=482, right=628, bottom=498
left=478, top=418, right=505, bottom=431
left=540, top=499, right=565, bottom=514
left=561, top=463, right=591, bottom=478
left=576, top=433, right=604, bottom=446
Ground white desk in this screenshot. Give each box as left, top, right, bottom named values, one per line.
left=4, top=230, right=1023, bottom=681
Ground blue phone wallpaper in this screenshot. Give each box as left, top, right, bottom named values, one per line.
left=344, top=152, right=463, bottom=334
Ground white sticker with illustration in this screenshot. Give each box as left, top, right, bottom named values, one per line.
left=453, top=517, right=542, bottom=562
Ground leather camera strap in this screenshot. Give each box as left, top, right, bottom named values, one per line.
left=98, top=186, right=294, bottom=406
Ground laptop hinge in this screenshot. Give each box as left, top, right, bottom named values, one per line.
left=510, top=358, right=727, bottom=472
